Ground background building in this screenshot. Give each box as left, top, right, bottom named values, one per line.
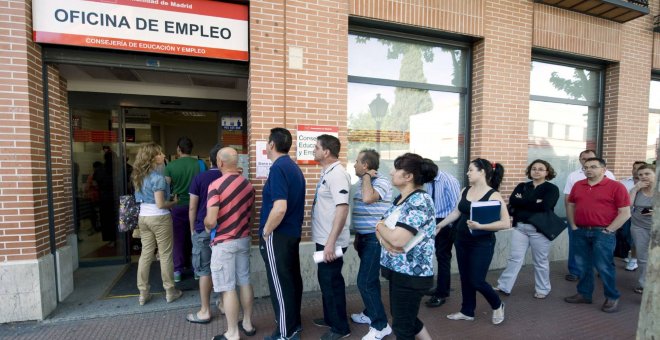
left=1, top=0, right=658, bottom=323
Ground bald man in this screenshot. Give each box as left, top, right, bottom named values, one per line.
left=205, top=147, right=256, bottom=340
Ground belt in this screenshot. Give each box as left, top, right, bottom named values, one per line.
left=577, top=225, right=606, bottom=229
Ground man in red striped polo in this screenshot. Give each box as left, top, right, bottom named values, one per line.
left=205, top=147, right=256, bottom=340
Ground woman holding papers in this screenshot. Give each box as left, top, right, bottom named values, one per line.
left=494, top=159, right=559, bottom=299
left=375, top=153, right=437, bottom=340
left=436, top=158, right=510, bottom=325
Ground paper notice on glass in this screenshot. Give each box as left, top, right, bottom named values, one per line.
left=313, top=246, right=344, bottom=263
left=255, top=140, right=272, bottom=179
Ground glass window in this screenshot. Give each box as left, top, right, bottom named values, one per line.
left=348, top=32, right=468, bottom=185
left=648, top=80, right=660, bottom=162
left=529, top=61, right=602, bottom=217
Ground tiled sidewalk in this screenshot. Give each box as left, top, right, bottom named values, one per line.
left=0, top=260, right=641, bottom=340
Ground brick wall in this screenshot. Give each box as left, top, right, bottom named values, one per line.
left=0, top=0, right=50, bottom=262
left=601, top=5, right=655, bottom=176
left=470, top=0, right=534, bottom=198
left=654, top=33, right=660, bottom=70
left=249, top=0, right=349, bottom=238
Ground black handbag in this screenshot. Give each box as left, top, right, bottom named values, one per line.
left=528, top=211, right=567, bottom=241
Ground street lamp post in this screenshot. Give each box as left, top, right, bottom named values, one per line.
left=369, top=93, right=389, bottom=151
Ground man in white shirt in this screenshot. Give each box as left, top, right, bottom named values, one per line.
left=311, top=134, right=352, bottom=340
left=563, top=150, right=615, bottom=282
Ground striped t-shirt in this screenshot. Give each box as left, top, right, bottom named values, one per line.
left=206, top=174, right=255, bottom=245
left=352, top=175, right=392, bottom=234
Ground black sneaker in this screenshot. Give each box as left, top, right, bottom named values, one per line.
left=313, top=318, right=330, bottom=328
left=320, top=330, right=350, bottom=340
left=425, top=296, right=447, bottom=308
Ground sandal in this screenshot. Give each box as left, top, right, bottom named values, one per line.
left=633, top=287, right=644, bottom=294
left=238, top=320, right=257, bottom=336
left=493, top=286, right=510, bottom=296
left=533, top=292, right=547, bottom=299
left=186, top=313, right=211, bottom=324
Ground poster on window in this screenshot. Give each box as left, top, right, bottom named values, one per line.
left=221, top=116, right=243, bottom=130
left=296, top=125, right=339, bottom=165
left=255, top=140, right=272, bottom=179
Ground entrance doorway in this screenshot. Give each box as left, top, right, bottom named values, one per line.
left=59, top=61, right=248, bottom=267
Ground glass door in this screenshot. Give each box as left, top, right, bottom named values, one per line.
left=72, top=108, right=129, bottom=265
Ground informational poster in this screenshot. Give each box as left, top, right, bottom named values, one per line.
left=32, top=0, right=248, bottom=60
left=296, top=125, right=339, bottom=165
left=255, top=140, right=272, bottom=179
left=221, top=116, right=243, bottom=130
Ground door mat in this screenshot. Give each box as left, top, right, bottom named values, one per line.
left=103, top=262, right=198, bottom=299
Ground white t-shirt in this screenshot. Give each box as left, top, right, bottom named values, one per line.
left=563, top=168, right=616, bottom=195
left=312, top=161, right=351, bottom=248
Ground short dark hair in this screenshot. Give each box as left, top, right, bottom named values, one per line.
left=177, top=136, right=193, bottom=154
left=632, top=161, right=647, bottom=167
left=209, top=143, right=222, bottom=167
left=317, top=134, right=340, bottom=158
left=579, top=149, right=597, bottom=158
left=269, top=127, right=292, bottom=153
left=393, top=153, right=438, bottom=186
left=525, top=159, right=556, bottom=180
left=584, top=157, right=606, bottom=167
left=359, top=149, right=380, bottom=170
left=637, top=164, right=655, bottom=173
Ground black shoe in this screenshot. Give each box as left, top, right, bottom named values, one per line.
left=424, top=287, right=437, bottom=296
left=564, top=293, right=592, bottom=304
left=425, top=296, right=447, bottom=308
left=565, top=274, right=579, bottom=282
left=313, top=318, right=330, bottom=328
left=320, top=330, right=350, bottom=340
left=601, top=298, right=619, bottom=313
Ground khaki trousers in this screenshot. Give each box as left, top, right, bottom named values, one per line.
left=137, top=214, right=175, bottom=292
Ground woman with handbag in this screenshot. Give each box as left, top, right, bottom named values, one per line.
left=629, top=163, right=655, bottom=294
left=133, top=142, right=182, bottom=306
left=494, top=159, right=559, bottom=299
left=436, top=158, right=510, bottom=325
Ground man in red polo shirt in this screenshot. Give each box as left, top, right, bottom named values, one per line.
left=564, top=157, right=630, bottom=313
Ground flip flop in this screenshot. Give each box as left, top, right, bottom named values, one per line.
left=186, top=313, right=211, bottom=324
left=238, top=320, right=257, bottom=336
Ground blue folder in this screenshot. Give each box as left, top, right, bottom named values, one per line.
left=469, top=201, right=501, bottom=236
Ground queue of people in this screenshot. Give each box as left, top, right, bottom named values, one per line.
left=127, top=128, right=653, bottom=340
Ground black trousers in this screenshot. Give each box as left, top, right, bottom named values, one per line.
left=316, top=243, right=350, bottom=335
left=383, top=267, right=433, bottom=340
left=260, top=232, right=303, bottom=338
left=433, top=218, right=455, bottom=298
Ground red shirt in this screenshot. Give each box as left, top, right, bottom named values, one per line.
left=568, top=177, right=630, bottom=227
left=207, top=174, right=255, bottom=245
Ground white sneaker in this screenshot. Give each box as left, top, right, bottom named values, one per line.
left=492, top=303, right=505, bottom=325
left=446, top=312, right=474, bottom=321
left=361, top=325, right=392, bottom=340
left=626, top=258, right=638, bottom=271
left=351, top=312, right=372, bottom=324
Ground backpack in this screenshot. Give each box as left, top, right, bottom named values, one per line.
left=118, top=194, right=140, bottom=232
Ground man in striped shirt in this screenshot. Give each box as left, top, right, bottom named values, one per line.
left=204, top=147, right=256, bottom=340
left=424, top=167, right=461, bottom=308
left=350, top=149, right=393, bottom=340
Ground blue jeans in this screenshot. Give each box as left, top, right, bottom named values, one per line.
left=316, top=243, right=350, bottom=335
left=567, top=226, right=581, bottom=276
left=355, top=233, right=387, bottom=330
left=573, top=228, right=620, bottom=300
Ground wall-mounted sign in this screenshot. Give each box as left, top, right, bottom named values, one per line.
left=296, top=125, right=339, bottom=165
left=221, top=116, right=243, bottom=130
left=32, top=0, right=248, bottom=61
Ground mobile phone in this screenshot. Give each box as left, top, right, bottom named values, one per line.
left=641, top=208, right=653, bottom=214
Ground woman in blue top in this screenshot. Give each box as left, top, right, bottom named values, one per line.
left=436, top=158, right=511, bottom=325
left=132, top=143, right=181, bottom=306
left=375, top=153, right=437, bottom=340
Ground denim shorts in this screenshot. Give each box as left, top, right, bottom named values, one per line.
left=192, top=231, right=212, bottom=277
left=210, top=237, right=251, bottom=292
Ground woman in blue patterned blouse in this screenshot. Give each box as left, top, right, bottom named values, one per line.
left=375, top=153, right=437, bottom=340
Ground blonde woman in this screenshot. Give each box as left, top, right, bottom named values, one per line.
left=133, top=143, right=182, bottom=305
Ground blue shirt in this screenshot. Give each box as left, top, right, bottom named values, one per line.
left=189, top=167, right=222, bottom=233
left=424, top=171, right=461, bottom=218
left=259, top=155, right=306, bottom=237
left=380, top=190, right=436, bottom=277
left=352, top=175, right=392, bottom=234
left=135, top=170, right=170, bottom=204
